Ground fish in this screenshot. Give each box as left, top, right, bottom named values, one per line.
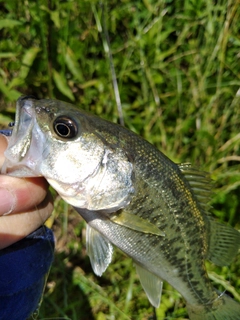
left=2, top=95, right=240, bottom=319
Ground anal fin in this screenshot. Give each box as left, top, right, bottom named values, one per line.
left=206, top=217, right=240, bottom=266
left=135, top=263, right=163, bottom=308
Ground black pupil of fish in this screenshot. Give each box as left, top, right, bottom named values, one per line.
left=54, top=118, right=77, bottom=138
left=56, top=123, right=70, bottom=136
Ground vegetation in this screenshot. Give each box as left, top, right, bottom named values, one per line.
left=0, top=0, right=240, bottom=319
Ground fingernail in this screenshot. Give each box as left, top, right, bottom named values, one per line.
left=0, top=188, right=16, bottom=215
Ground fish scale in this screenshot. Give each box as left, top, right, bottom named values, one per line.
left=2, top=96, right=240, bottom=319
left=85, top=126, right=217, bottom=304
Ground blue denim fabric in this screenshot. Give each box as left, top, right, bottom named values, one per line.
left=0, top=226, right=54, bottom=320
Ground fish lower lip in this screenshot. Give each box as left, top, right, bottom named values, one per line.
left=2, top=164, right=39, bottom=177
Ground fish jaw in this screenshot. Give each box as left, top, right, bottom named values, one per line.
left=2, top=97, right=47, bottom=177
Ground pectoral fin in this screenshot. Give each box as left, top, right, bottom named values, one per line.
left=135, top=263, right=163, bottom=308
left=86, top=225, right=113, bottom=276
left=111, top=211, right=165, bottom=236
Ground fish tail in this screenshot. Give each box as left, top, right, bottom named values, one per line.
left=187, top=293, right=240, bottom=320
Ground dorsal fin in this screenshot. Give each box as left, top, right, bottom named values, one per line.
left=179, top=164, right=240, bottom=266
left=206, top=217, right=240, bottom=266
left=178, top=163, right=213, bottom=212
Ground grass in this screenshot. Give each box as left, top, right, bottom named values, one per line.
left=0, top=0, right=240, bottom=319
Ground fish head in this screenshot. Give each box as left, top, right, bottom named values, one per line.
left=2, top=96, right=134, bottom=211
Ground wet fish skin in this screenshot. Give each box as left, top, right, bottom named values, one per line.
left=2, top=96, right=240, bottom=320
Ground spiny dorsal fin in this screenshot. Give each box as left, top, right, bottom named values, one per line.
left=206, top=217, right=240, bottom=266
left=86, top=225, right=113, bottom=276
left=178, top=163, right=213, bottom=212
left=135, top=262, right=163, bottom=308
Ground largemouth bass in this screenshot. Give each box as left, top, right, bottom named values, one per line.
left=2, top=96, right=240, bottom=319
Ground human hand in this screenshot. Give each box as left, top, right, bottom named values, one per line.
left=0, top=135, right=53, bottom=249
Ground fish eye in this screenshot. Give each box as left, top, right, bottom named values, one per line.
left=53, top=116, right=78, bottom=139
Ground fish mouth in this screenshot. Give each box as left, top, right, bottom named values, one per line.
left=1, top=97, right=44, bottom=177
left=5, top=99, right=35, bottom=156
left=2, top=164, right=40, bottom=177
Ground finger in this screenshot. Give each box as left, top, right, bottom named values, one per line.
left=0, top=135, right=8, bottom=167
left=0, top=192, right=53, bottom=249
left=0, top=176, right=50, bottom=216
left=0, top=134, right=50, bottom=216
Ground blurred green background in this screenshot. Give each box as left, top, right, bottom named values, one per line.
left=0, top=0, right=240, bottom=319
